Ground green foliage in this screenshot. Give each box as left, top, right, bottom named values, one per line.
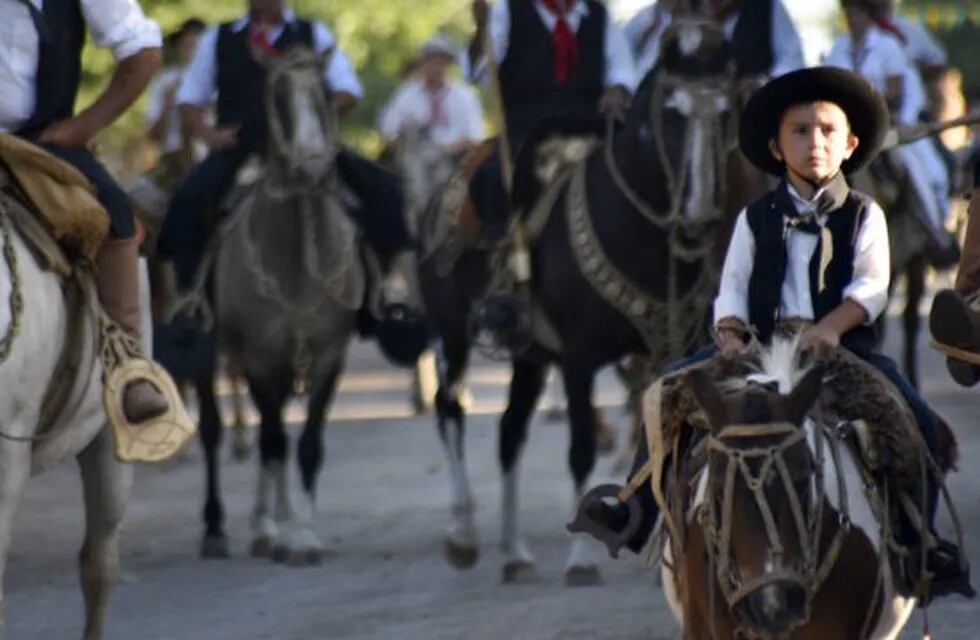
left=82, top=0, right=476, bottom=155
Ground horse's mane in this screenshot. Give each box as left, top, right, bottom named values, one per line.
left=715, top=334, right=808, bottom=397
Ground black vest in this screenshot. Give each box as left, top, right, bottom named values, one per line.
left=17, top=0, right=86, bottom=139
left=745, top=179, right=877, bottom=354
left=215, top=19, right=314, bottom=153
left=731, top=0, right=773, bottom=76
left=498, top=0, right=606, bottom=147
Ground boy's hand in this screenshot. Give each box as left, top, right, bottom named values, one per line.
left=800, top=323, right=840, bottom=359
left=717, top=329, right=747, bottom=360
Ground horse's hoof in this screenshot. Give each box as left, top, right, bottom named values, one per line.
left=443, top=538, right=479, bottom=570
left=270, top=544, right=290, bottom=564
left=596, top=429, right=617, bottom=457
left=250, top=537, right=275, bottom=558
left=200, top=536, right=230, bottom=559
left=232, top=443, right=250, bottom=462
left=565, top=564, right=603, bottom=587
left=502, top=560, right=539, bottom=584
left=286, top=548, right=323, bottom=567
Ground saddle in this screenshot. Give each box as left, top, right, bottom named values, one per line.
left=0, top=133, right=109, bottom=267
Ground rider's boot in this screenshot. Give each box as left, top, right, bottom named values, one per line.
left=472, top=227, right=533, bottom=352
left=930, top=289, right=980, bottom=387
left=931, top=182, right=980, bottom=385
left=382, top=248, right=422, bottom=310
left=95, top=233, right=170, bottom=423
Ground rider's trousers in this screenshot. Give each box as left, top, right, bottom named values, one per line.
left=43, top=145, right=136, bottom=239
left=158, top=147, right=412, bottom=289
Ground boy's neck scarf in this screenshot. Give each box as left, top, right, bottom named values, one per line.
left=774, top=172, right=851, bottom=293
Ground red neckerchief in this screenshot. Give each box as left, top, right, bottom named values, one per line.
left=874, top=17, right=908, bottom=45
left=539, top=0, right=578, bottom=85
left=250, top=24, right=282, bottom=57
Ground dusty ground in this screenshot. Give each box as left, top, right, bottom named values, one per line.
left=5, top=314, right=979, bottom=640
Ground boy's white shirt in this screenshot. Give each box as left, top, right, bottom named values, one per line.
left=713, top=180, right=890, bottom=327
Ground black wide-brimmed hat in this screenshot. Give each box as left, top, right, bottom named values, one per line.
left=739, top=66, right=890, bottom=176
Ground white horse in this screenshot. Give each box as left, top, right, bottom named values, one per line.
left=0, top=172, right=144, bottom=639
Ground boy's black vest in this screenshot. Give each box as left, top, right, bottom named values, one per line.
left=16, top=0, right=86, bottom=140
left=729, top=0, right=774, bottom=76
left=215, top=19, right=314, bottom=153
left=745, top=177, right=877, bottom=355
left=498, top=0, right=605, bottom=147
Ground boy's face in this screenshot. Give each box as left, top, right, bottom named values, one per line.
left=768, top=101, right=859, bottom=184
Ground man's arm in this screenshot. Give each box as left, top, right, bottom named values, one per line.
left=39, top=48, right=161, bottom=148
left=312, top=22, right=362, bottom=116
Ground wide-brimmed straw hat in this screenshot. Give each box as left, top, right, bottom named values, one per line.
left=738, top=66, right=890, bottom=176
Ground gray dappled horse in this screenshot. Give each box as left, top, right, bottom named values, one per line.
left=419, top=18, right=747, bottom=584
left=195, top=47, right=363, bottom=564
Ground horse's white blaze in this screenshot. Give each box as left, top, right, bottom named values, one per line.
left=293, top=89, right=327, bottom=163
left=677, top=24, right=704, bottom=55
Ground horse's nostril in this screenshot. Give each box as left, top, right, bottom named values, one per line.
left=741, top=583, right=808, bottom=636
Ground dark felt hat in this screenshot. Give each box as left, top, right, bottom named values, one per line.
left=738, top=66, right=890, bottom=176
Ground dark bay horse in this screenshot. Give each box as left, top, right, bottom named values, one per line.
left=192, top=47, right=363, bottom=564
left=670, top=339, right=916, bottom=638
left=419, top=19, right=758, bottom=583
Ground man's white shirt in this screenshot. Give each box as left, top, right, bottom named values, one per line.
left=824, top=27, right=924, bottom=126
left=177, top=7, right=363, bottom=109
left=713, top=181, right=890, bottom=327
left=379, top=79, right=484, bottom=148
left=893, top=15, right=946, bottom=69
left=463, top=0, right=637, bottom=93
left=624, top=0, right=804, bottom=78
left=0, top=0, right=161, bottom=132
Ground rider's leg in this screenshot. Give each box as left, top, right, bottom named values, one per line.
left=334, top=150, right=416, bottom=306
left=468, top=147, right=510, bottom=240
left=157, top=150, right=249, bottom=289
left=930, top=163, right=980, bottom=386
left=862, top=350, right=973, bottom=598
left=43, top=146, right=168, bottom=423
left=584, top=344, right=718, bottom=554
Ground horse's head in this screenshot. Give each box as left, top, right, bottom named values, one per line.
left=627, top=16, right=737, bottom=223
left=261, top=46, right=339, bottom=188
left=686, top=361, right=825, bottom=639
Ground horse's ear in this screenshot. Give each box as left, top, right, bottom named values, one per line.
left=685, top=369, right=728, bottom=430
left=783, top=365, right=824, bottom=424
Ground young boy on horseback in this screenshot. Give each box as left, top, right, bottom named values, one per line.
left=581, top=66, right=973, bottom=601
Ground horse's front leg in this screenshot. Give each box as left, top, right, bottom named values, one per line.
left=247, top=369, right=294, bottom=562
left=499, top=358, right=548, bottom=584
left=902, top=255, right=926, bottom=389
left=77, top=427, right=133, bottom=640
left=290, top=357, right=345, bottom=566
left=197, top=358, right=230, bottom=558
left=434, top=333, right=479, bottom=569
left=560, top=360, right=605, bottom=586
left=0, top=434, right=32, bottom=634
